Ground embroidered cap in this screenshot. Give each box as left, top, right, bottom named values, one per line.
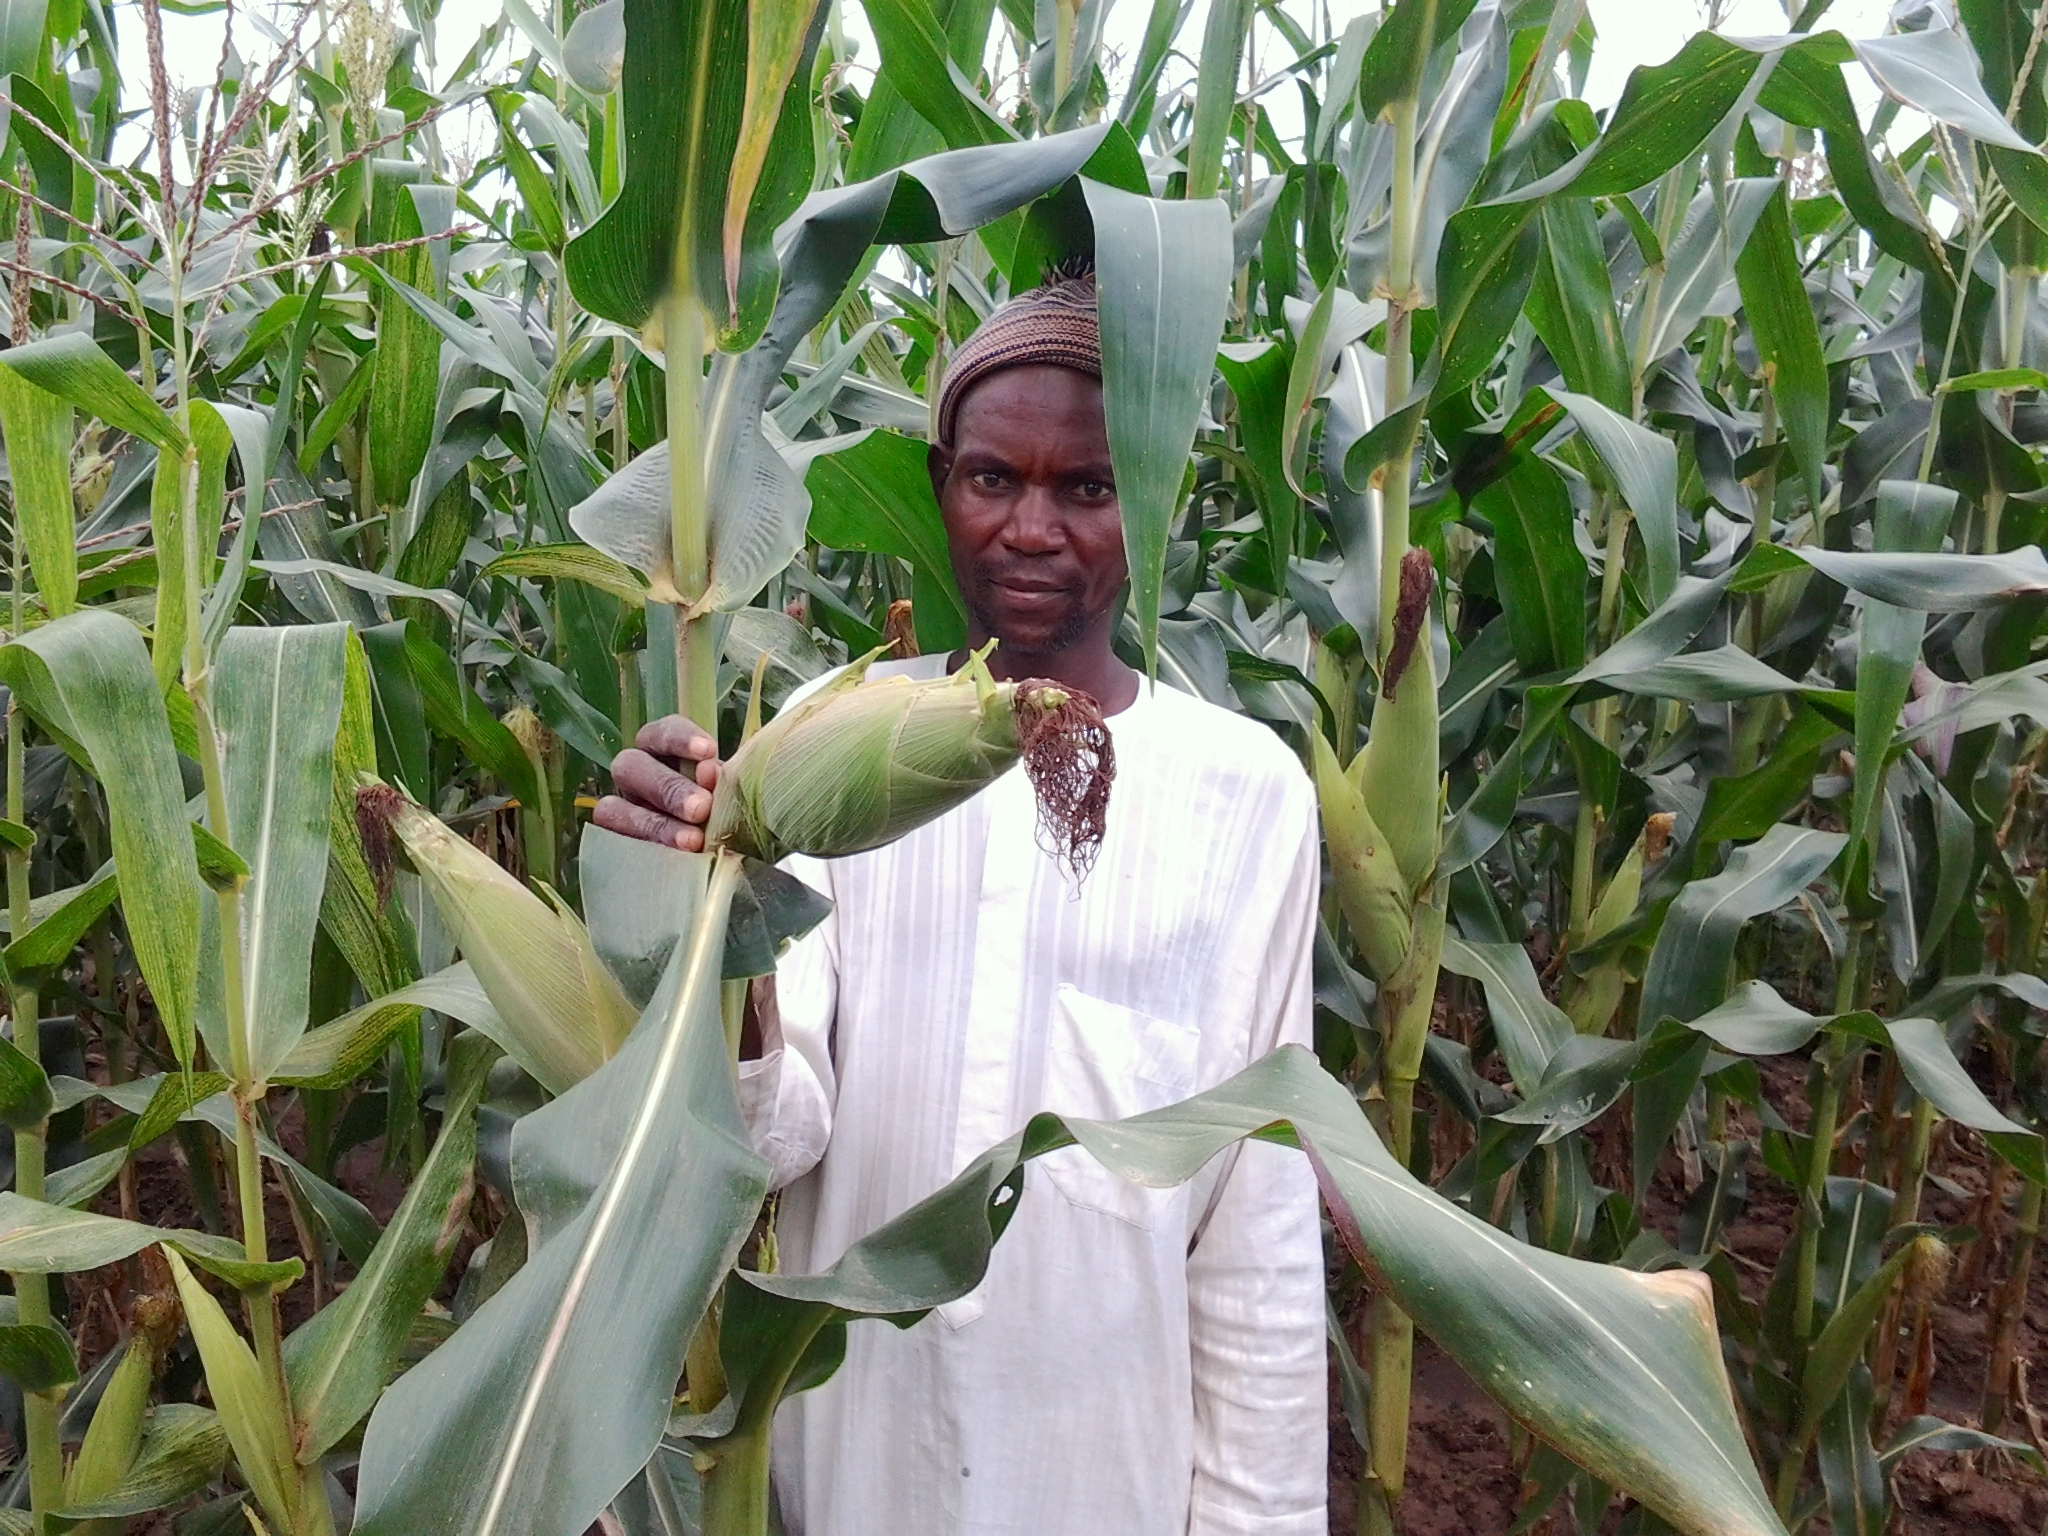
left=934, top=263, right=1100, bottom=446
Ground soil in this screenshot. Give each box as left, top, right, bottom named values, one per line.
left=1327, top=1054, right=2048, bottom=1535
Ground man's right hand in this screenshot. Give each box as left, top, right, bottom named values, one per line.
left=594, top=716, right=721, bottom=851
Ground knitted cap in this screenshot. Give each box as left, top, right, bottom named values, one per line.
left=934, top=266, right=1100, bottom=446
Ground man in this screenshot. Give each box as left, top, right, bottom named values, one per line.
left=596, top=268, right=1327, bottom=1536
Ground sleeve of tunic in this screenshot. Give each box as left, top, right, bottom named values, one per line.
left=1185, top=780, right=1328, bottom=1536
left=735, top=852, right=839, bottom=1191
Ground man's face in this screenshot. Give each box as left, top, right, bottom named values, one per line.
left=930, top=364, right=1126, bottom=658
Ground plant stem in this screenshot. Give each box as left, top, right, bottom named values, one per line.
left=1981, top=1174, right=2042, bottom=1433
left=1364, top=888, right=1444, bottom=1517
left=699, top=1308, right=834, bottom=1536
left=1374, top=91, right=1420, bottom=661
left=151, top=72, right=302, bottom=1518
left=6, top=566, right=61, bottom=1536
left=1791, top=932, right=1863, bottom=1344
left=665, top=291, right=717, bottom=725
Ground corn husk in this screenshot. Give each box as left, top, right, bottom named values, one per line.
left=707, top=652, right=1021, bottom=863
left=362, top=786, right=636, bottom=1093
left=1312, top=731, right=1411, bottom=982
left=1361, top=550, right=1441, bottom=896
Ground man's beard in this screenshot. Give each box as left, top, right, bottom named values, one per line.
left=967, top=578, right=1093, bottom=656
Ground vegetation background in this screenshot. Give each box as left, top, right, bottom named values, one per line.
left=0, top=0, right=2043, bottom=1531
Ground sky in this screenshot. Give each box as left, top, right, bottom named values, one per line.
left=119, top=0, right=1914, bottom=172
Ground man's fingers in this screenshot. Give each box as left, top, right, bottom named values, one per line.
left=611, top=749, right=713, bottom=824
left=636, top=714, right=717, bottom=765
left=593, top=795, right=704, bottom=851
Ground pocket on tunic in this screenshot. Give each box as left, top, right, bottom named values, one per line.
left=1037, top=984, right=1202, bottom=1230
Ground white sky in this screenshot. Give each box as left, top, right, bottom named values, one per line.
left=118, top=0, right=1910, bottom=175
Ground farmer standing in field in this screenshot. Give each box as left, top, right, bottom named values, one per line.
left=596, top=266, right=1327, bottom=1536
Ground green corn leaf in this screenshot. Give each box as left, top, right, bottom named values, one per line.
left=0, top=331, right=183, bottom=453
left=1440, top=935, right=1575, bottom=1095
left=0, top=1029, right=52, bottom=1132
left=864, top=0, right=1012, bottom=156
left=1472, top=450, right=1587, bottom=675
left=1882, top=1018, right=2046, bottom=1185
left=0, top=0, right=49, bottom=78
left=1635, top=825, right=1847, bottom=1196
left=0, top=1193, right=301, bottom=1290
left=1735, top=185, right=1829, bottom=502
left=163, top=1249, right=304, bottom=1534
left=726, top=1046, right=1789, bottom=1536
left=1183, top=0, right=1250, bottom=198
left=353, top=855, right=762, bottom=1536
left=197, top=625, right=348, bottom=1087
left=1730, top=540, right=2048, bottom=610
left=1849, top=483, right=1955, bottom=868
left=1083, top=178, right=1233, bottom=679
left=1800, top=1242, right=1919, bottom=1441
left=1536, top=387, right=1680, bottom=607
left=286, top=1031, right=496, bottom=1463
left=805, top=429, right=970, bottom=653
left=368, top=184, right=448, bottom=508
left=0, top=1296, right=77, bottom=1392
left=0, top=362, right=76, bottom=618
left=57, top=1404, right=229, bottom=1521
left=0, top=612, right=203, bottom=1070
left=1815, top=1365, right=1884, bottom=1536
left=479, top=543, right=650, bottom=605
left=1526, top=198, right=1630, bottom=414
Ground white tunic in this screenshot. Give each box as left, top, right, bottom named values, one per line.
left=739, top=655, right=1328, bottom=1536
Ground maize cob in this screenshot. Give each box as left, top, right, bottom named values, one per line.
left=1359, top=550, right=1441, bottom=897
left=706, top=649, right=1114, bottom=876
left=1311, top=731, right=1411, bottom=982
left=356, top=784, right=637, bottom=1092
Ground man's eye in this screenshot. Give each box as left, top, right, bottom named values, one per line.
left=1078, top=481, right=1113, bottom=499
left=973, top=471, right=1007, bottom=490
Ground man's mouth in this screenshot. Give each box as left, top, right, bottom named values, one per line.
left=989, top=575, right=1071, bottom=598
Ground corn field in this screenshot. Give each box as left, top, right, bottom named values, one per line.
left=0, top=0, right=2042, bottom=1528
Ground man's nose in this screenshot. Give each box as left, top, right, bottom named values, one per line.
left=1001, top=486, right=1064, bottom=553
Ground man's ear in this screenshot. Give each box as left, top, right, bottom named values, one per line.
left=927, top=441, right=952, bottom=503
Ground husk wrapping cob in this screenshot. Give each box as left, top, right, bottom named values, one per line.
left=355, top=784, right=636, bottom=1093
left=707, top=649, right=1114, bottom=875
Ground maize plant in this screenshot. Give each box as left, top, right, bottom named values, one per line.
left=0, top=0, right=2039, bottom=1533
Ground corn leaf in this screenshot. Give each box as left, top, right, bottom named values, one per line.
left=286, top=1032, right=496, bottom=1462
left=163, top=1249, right=303, bottom=1533
left=0, top=363, right=76, bottom=617
left=197, top=625, right=348, bottom=1086
left=0, top=331, right=184, bottom=452
left=723, top=1045, right=1788, bottom=1536
left=1083, top=178, right=1233, bottom=679
left=0, top=1192, right=301, bottom=1290
left=353, top=856, right=766, bottom=1536
left=0, top=612, right=203, bottom=1069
